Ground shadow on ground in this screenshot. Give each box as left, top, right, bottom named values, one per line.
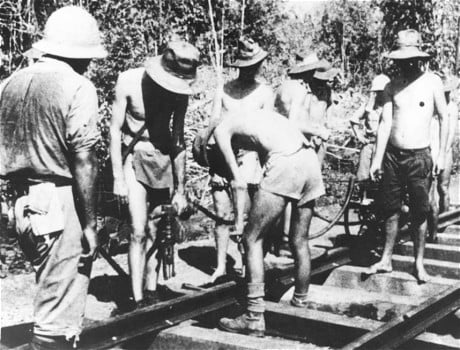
left=1, top=322, right=33, bottom=348
left=178, top=246, right=236, bottom=276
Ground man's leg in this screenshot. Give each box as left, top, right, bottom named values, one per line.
left=368, top=149, right=401, bottom=274
left=368, top=212, right=399, bottom=273
left=407, top=150, right=433, bottom=283
left=437, top=150, right=453, bottom=213
left=124, top=156, right=149, bottom=302
left=219, top=189, right=286, bottom=336
left=211, top=186, right=234, bottom=280
left=427, top=180, right=439, bottom=242
left=289, top=200, right=314, bottom=306
left=412, top=213, right=430, bottom=282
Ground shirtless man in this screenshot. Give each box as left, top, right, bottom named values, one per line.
left=110, top=41, right=199, bottom=305
left=428, top=76, right=459, bottom=241
left=275, top=53, right=332, bottom=252
left=350, top=74, right=390, bottom=181
left=276, top=53, right=331, bottom=148
left=368, top=30, right=449, bottom=282
left=212, top=110, right=324, bottom=336
left=196, top=38, right=273, bottom=280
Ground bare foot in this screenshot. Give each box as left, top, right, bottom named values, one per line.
left=413, top=266, right=431, bottom=284
left=366, top=261, right=393, bottom=275
left=210, top=267, right=226, bottom=282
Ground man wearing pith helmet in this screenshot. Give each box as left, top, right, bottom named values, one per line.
left=368, top=29, right=449, bottom=283
left=0, top=6, right=106, bottom=349
left=110, top=41, right=200, bottom=306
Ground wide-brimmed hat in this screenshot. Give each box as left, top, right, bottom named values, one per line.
left=23, top=47, right=43, bottom=60
left=288, top=53, right=330, bottom=75
left=313, top=67, right=341, bottom=81
left=145, top=41, right=200, bottom=95
left=370, top=74, right=390, bottom=91
left=229, top=37, right=268, bottom=68
left=384, top=29, right=430, bottom=60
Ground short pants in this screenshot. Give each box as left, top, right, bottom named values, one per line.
left=260, top=147, right=325, bottom=206
left=380, top=144, right=433, bottom=217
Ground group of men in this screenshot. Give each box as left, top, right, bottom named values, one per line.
left=0, top=5, right=457, bottom=347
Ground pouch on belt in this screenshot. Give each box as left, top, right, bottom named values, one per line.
left=14, top=183, right=64, bottom=266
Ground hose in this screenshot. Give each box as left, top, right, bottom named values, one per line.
left=308, top=176, right=356, bottom=240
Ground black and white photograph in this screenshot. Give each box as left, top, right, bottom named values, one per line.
left=1, top=0, right=459, bottom=349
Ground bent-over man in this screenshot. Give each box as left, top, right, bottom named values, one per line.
left=0, top=6, right=106, bottom=349
left=110, top=41, right=199, bottom=305
left=212, top=110, right=325, bottom=336
left=368, top=30, right=449, bottom=283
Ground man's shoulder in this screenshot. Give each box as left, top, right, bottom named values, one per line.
left=118, top=67, right=145, bottom=84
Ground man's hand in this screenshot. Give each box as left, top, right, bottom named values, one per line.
left=172, top=192, right=188, bottom=216
left=320, top=127, right=331, bottom=141
left=113, top=177, right=128, bottom=205
left=81, top=226, right=98, bottom=259
left=433, top=155, right=445, bottom=176
left=369, top=162, right=382, bottom=182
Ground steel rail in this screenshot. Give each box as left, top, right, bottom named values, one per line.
left=341, top=283, right=460, bottom=350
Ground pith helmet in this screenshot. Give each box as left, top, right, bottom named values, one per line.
left=33, top=6, right=107, bottom=59
left=145, top=41, right=200, bottom=95
left=370, top=74, right=390, bottom=91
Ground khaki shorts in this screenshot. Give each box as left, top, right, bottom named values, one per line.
left=260, top=147, right=325, bottom=206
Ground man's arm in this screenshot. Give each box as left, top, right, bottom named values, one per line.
left=170, top=95, right=189, bottom=214
left=289, top=91, right=330, bottom=140
left=214, top=121, right=246, bottom=234
left=109, top=74, right=129, bottom=204
left=350, top=103, right=369, bottom=144
left=433, top=77, right=449, bottom=175
left=369, top=85, right=393, bottom=181
left=446, top=103, right=459, bottom=151
left=72, top=150, right=98, bottom=257
left=203, top=85, right=224, bottom=144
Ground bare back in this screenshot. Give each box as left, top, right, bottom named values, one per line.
left=387, top=72, right=444, bottom=149
left=218, top=110, right=309, bottom=162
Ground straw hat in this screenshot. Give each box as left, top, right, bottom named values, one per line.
left=288, top=53, right=330, bottom=75
left=229, top=37, right=268, bottom=68
left=313, top=67, right=341, bottom=81
left=145, top=41, right=200, bottom=95
left=384, top=29, right=430, bottom=60
left=33, top=6, right=106, bottom=59
left=370, top=74, right=390, bottom=91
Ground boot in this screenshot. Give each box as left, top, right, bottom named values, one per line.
left=219, top=311, right=265, bottom=337
left=218, top=282, right=265, bottom=337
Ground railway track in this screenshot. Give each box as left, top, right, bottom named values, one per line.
left=4, top=211, right=460, bottom=350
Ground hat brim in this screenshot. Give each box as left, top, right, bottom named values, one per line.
left=229, top=50, right=268, bottom=68
left=288, top=59, right=331, bottom=75
left=145, top=56, right=198, bottom=95
left=33, top=40, right=107, bottom=59
left=314, top=68, right=340, bottom=81
left=384, top=47, right=430, bottom=60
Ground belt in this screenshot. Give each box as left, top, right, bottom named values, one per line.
left=10, top=180, right=72, bottom=197
left=387, top=143, right=430, bottom=156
